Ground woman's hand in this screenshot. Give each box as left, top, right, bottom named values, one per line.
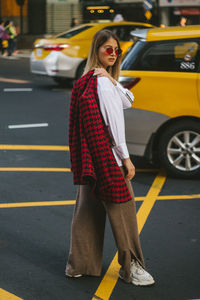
left=122, top=158, right=135, bottom=180
left=93, top=68, right=116, bottom=86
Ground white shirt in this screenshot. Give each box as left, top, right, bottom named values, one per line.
left=97, top=76, right=134, bottom=166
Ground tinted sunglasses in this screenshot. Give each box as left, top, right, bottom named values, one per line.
left=104, top=47, right=122, bottom=57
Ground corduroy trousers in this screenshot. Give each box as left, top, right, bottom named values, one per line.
left=66, top=167, right=145, bottom=282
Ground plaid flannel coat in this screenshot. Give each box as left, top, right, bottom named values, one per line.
left=69, top=70, right=132, bottom=203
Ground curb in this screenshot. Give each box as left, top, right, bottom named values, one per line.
left=15, top=49, right=32, bottom=58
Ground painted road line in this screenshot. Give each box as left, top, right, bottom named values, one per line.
left=138, top=195, right=200, bottom=201
left=137, top=170, right=166, bottom=231
left=0, top=167, right=71, bottom=172
left=0, top=288, right=23, bottom=300
left=158, top=194, right=200, bottom=200
left=3, top=88, right=33, bottom=92
left=0, top=194, right=199, bottom=209
left=0, top=167, right=159, bottom=173
left=8, top=123, right=48, bottom=129
left=0, top=198, right=142, bottom=209
left=92, top=170, right=166, bottom=300
left=0, top=145, right=69, bottom=151
left=1, top=194, right=199, bottom=209
left=0, top=77, right=31, bottom=84
left=0, top=200, right=76, bottom=208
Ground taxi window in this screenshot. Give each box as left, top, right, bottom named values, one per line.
left=57, top=26, right=92, bottom=39
left=174, top=42, right=198, bottom=59
left=104, top=25, right=151, bottom=41
left=128, top=38, right=200, bottom=72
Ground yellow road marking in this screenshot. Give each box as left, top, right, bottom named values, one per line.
left=0, top=77, right=31, bottom=84
left=137, top=170, right=166, bottom=232
left=0, top=145, right=69, bottom=151
left=158, top=194, right=200, bottom=200
left=136, top=195, right=200, bottom=201
left=0, top=200, right=76, bottom=208
left=0, top=288, right=23, bottom=300
left=0, top=194, right=199, bottom=209
left=0, top=167, right=158, bottom=174
left=92, top=170, right=166, bottom=300
left=0, top=167, right=71, bottom=172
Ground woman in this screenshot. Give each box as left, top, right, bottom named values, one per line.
left=66, top=29, right=155, bottom=286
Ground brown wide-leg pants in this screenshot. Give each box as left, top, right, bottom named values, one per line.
left=66, top=168, right=145, bottom=283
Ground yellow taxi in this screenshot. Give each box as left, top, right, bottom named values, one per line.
left=30, top=21, right=153, bottom=84
left=119, top=25, right=200, bottom=178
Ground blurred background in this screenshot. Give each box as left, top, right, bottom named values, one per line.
left=0, top=0, right=200, bottom=48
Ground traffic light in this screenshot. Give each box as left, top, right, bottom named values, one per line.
left=16, top=0, right=25, bottom=6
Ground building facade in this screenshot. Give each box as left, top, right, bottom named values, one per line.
left=159, top=0, right=200, bottom=26
left=0, top=0, right=199, bottom=36
left=0, top=0, right=28, bottom=34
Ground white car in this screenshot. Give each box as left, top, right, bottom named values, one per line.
left=30, top=22, right=154, bottom=84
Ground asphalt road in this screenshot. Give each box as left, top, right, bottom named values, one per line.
left=0, top=54, right=200, bottom=300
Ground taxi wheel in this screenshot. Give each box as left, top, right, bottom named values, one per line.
left=158, top=120, right=200, bottom=178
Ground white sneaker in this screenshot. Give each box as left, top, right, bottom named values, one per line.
left=65, top=272, right=82, bottom=278
left=130, top=260, right=155, bottom=286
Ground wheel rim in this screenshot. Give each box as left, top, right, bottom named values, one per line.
left=167, top=130, right=200, bottom=172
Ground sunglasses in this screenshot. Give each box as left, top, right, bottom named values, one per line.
left=104, top=47, right=122, bottom=57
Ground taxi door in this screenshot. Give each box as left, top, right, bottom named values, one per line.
left=120, top=38, right=200, bottom=119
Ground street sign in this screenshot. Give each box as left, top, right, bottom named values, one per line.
left=145, top=10, right=152, bottom=19
left=143, top=0, right=153, bottom=11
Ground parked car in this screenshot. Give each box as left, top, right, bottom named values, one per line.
left=119, top=25, right=200, bottom=178
left=30, top=21, right=154, bottom=84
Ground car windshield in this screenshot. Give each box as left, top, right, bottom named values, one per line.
left=56, top=25, right=92, bottom=39
left=121, top=40, right=146, bottom=70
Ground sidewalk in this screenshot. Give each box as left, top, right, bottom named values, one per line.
left=0, top=50, right=31, bottom=59
left=15, top=49, right=32, bottom=58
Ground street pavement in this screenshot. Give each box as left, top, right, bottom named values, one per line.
left=0, top=53, right=200, bottom=300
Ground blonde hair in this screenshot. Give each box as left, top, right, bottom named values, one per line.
left=83, top=29, right=122, bottom=80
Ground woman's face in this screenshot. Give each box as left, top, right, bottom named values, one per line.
left=98, top=37, right=119, bottom=69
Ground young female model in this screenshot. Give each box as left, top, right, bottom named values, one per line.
left=65, top=29, right=155, bottom=286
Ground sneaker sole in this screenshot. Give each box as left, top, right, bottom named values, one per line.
left=65, top=273, right=82, bottom=278
left=131, top=278, right=155, bottom=286
left=119, top=273, right=155, bottom=286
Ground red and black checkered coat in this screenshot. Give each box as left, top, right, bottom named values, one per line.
left=69, top=70, right=132, bottom=203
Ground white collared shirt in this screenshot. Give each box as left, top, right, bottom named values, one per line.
left=97, top=76, right=134, bottom=166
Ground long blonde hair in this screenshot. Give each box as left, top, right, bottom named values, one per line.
left=83, top=29, right=122, bottom=80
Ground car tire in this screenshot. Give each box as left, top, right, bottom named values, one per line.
left=158, top=120, right=200, bottom=178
